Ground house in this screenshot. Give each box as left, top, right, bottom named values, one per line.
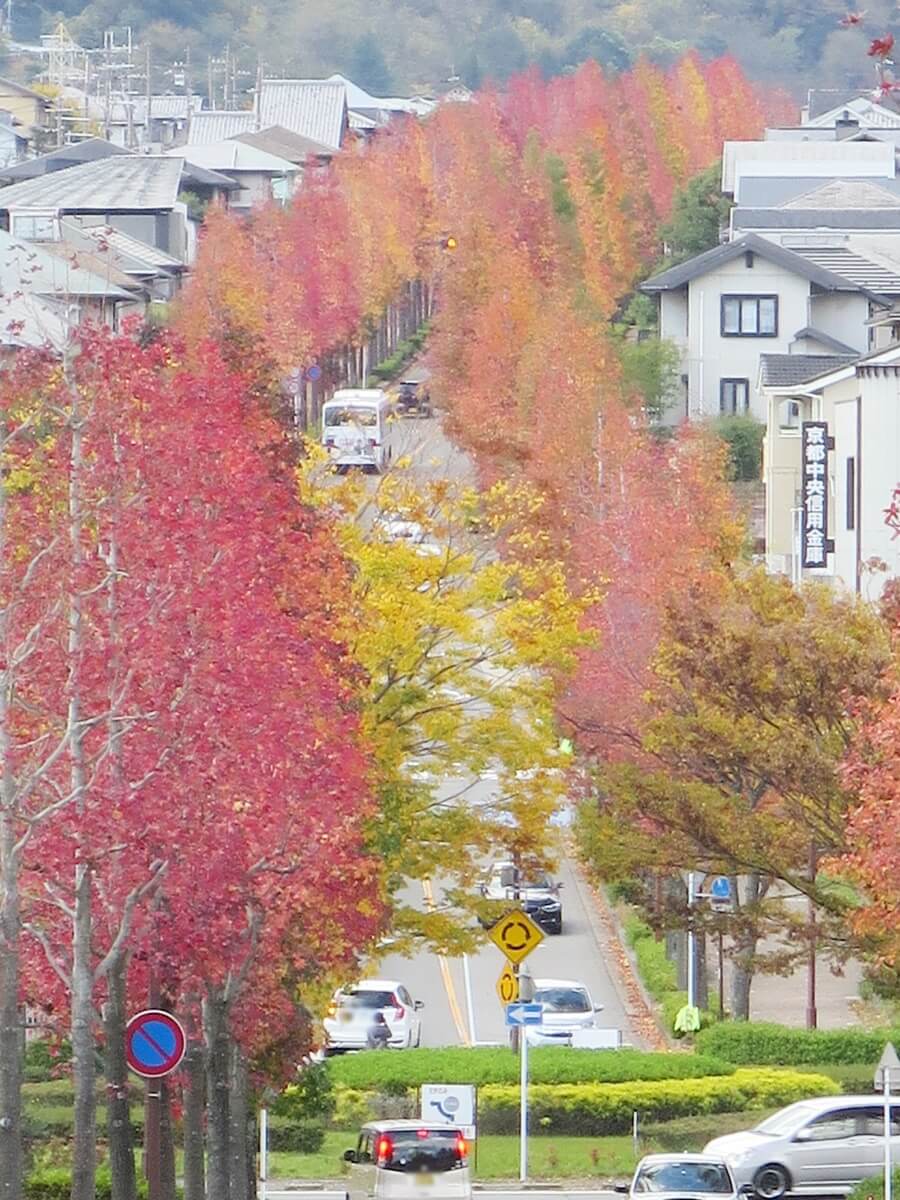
left=639, top=233, right=900, bottom=422
left=187, top=110, right=256, bottom=145
left=326, top=73, right=436, bottom=126
left=0, top=155, right=228, bottom=265
left=0, top=112, right=28, bottom=167
left=104, top=93, right=203, bottom=150
left=0, top=76, right=48, bottom=144
left=0, top=225, right=136, bottom=346
left=730, top=178, right=900, bottom=246
left=759, top=342, right=900, bottom=597
left=255, top=80, right=348, bottom=151
left=722, top=139, right=896, bottom=204
left=0, top=136, right=130, bottom=186
left=169, top=140, right=299, bottom=210
left=64, top=221, right=187, bottom=302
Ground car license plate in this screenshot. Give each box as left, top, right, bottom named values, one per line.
left=340, top=1011, right=352, bottom=1023
left=417, top=1176, right=434, bottom=1186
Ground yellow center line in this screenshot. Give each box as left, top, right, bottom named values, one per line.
left=422, top=877, right=471, bottom=1046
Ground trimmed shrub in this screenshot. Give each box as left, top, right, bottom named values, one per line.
left=623, top=915, right=677, bottom=1002
left=333, top=1086, right=371, bottom=1130
left=24, top=1041, right=72, bottom=1085
left=476, top=1068, right=839, bottom=1135
left=267, top=1115, right=327, bottom=1153
left=25, top=1165, right=176, bottom=1199
left=643, top=1108, right=780, bottom=1151
left=696, top=1022, right=900, bottom=1066
left=327, top=1046, right=733, bottom=1089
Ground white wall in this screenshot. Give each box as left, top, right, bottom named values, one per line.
left=832, top=394, right=859, bottom=594
left=807, top=292, right=870, bottom=353
left=858, top=368, right=900, bottom=599
left=687, top=255, right=811, bottom=420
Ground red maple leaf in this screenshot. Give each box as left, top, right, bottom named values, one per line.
left=840, top=10, right=866, bottom=26
left=868, top=32, right=895, bottom=56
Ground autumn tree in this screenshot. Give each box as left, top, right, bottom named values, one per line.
left=581, top=567, right=888, bottom=1018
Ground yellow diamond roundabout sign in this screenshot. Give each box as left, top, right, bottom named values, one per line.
left=487, top=908, right=544, bottom=964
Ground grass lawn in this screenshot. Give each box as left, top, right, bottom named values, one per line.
left=269, top=1132, right=650, bottom=1181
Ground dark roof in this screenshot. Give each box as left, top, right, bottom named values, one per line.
left=805, top=88, right=900, bottom=120
left=640, top=233, right=879, bottom=297
left=791, top=326, right=859, bottom=355
left=231, top=124, right=336, bottom=161
left=0, top=137, right=128, bottom=183
left=733, top=208, right=900, bottom=231
left=179, top=160, right=239, bottom=191
left=760, top=353, right=857, bottom=388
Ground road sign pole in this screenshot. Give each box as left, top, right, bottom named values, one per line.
left=519, top=1017, right=529, bottom=1183
left=259, top=1107, right=268, bottom=1200
left=885, top=1067, right=892, bottom=1200
left=463, top=954, right=477, bottom=1045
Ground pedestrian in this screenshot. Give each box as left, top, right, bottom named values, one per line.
left=367, top=1011, right=391, bottom=1050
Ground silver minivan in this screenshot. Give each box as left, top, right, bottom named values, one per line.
left=706, top=1095, right=900, bottom=1198
left=344, top=1121, right=473, bottom=1200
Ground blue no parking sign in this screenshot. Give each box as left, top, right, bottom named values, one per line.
left=125, top=1010, right=186, bottom=1078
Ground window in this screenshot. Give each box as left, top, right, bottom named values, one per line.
left=858, top=1108, right=900, bottom=1137
left=720, top=378, right=750, bottom=414
left=721, top=294, right=778, bottom=337
left=634, top=1163, right=734, bottom=1194
left=533, top=986, right=592, bottom=1013
left=375, top=1129, right=466, bottom=1174
left=779, top=399, right=801, bottom=432
left=799, top=1110, right=860, bottom=1142
left=12, top=213, right=57, bottom=241
left=846, top=457, right=856, bottom=531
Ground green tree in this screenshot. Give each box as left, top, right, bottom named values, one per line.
left=579, top=567, right=888, bottom=1019
left=348, top=32, right=394, bottom=95
left=711, top=414, right=765, bottom=481
left=619, top=337, right=682, bottom=423
left=658, top=164, right=733, bottom=266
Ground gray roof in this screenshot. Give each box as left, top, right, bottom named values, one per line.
left=75, top=223, right=186, bottom=273
left=0, top=155, right=185, bottom=211
left=257, top=80, right=346, bottom=150
left=806, top=89, right=890, bottom=120
left=791, top=245, right=900, bottom=294
left=0, top=75, right=49, bottom=103
left=179, top=159, right=239, bottom=191
left=783, top=179, right=900, bottom=209
left=175, top=139, right=297, bottom=174
left=640, top=233, right=879, bottom=297
left=737, top=175, right=900, bottom=208
left=144, top=94, right=203, bottom=121
left=0, top=226, right=132, bottom=298
left=0, top=137, right=128, bottom=183
left=231, top=124, right=335, bottom=162
left=733, top=208, right=900, bottom=231
left=188, top=111, right=256, bottom=144
left=760, top=353, right=857, bottom=387
left=791, top=326, right=859, bottom=354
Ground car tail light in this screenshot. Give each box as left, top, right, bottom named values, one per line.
left=456, top=1136, right=467, bottom=1160
left=393, top=996, right=405, bottom=1021
left=326, top=1000, right=337, bottom=1018
left=376, top=1135, right=392, bottom=1164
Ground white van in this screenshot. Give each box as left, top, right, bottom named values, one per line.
left=344, top=1121, right=472, bottom=1200
left=322, top=389, right=395, bottom=473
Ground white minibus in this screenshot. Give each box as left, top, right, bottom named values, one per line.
left=322, top=389, right=396, bottom=473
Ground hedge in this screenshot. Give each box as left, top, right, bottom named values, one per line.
left=24, top=1166, right=181, bottom=1199
left=327, top=1047, right=733, bottom=1089
left=848, top=1169, right=900, bottom=1200
left=476, top=1068, right=839, bottom=1135
left=696, top=1022, right=900, bottom=1066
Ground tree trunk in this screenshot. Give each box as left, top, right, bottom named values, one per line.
left=160, top=1076, right=177, bottom=1200
left=729, top=872, right=764, bottom=1020
left=204, top=992, right=230, bottom=1200
left=69, top=380, right=96, bottom=1200
left=695, top=932, right=710, bottom=1011
left=104, top=957, right=136, bottom=1200
left=0, top=805, right=22, bottom=1200
left=182, top=1030, right=206, bottom=1200
left=228, top=1040, right=249, bottom=1200
left=730, top=952, right=755, bottom=1021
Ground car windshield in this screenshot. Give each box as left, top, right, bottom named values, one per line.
left=341, top=989, right=395, bottom=1009
left=754, top=1104, right=817, bottom=1136
left=324, top=406, right=378, bottom=427
left=378, top=1129, right=464, bottom=1173
left=534, top=986, right=590, bottom=1013
left=634, top=1163, right=733, bottom=1193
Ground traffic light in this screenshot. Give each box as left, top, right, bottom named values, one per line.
left=441, top=235, right=458, bottom=251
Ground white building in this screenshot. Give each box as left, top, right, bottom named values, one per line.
left=640, top=233, right=900, bottom=422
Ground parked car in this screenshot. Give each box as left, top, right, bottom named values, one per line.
left=344, top=1121, right=471, bottom=1200
left=323, top=980, right=423, bottom=1054
left=705, top=1095, right=900, bottom=1199
left=396, top=379, right=433, bottom=418
left=524, top=978, right=603, bottom=1045
left=480, top=860, right=563, bottom=934
left=618, top=1154, right=744, bottom=1200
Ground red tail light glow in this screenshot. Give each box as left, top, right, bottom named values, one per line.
left=376, top=1135, right=392, bottom=1164
left=456, top=1136, right=467, bottom=1159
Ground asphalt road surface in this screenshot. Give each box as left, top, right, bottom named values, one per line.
left=264, top=1192, right=620, bottom=1200
left=349, top=377, right=644, bottom=1051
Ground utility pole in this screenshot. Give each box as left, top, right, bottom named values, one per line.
left=145, top=44, right=152, bottom=151
left=255, top=55, right=263, bottom=130
left=806, top=841, right=818, bottom=1030
left=207, top=57, right=214, bottom=110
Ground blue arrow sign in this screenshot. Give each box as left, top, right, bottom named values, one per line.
left=710, top=876, right=732, bottom=902
left=505, top=1002, right=544, bottom=1027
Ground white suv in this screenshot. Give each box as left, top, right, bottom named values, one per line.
left=323, top=979, right=423, bottom=1054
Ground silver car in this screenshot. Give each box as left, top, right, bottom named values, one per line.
left=705, top=1095, right=900, bottom=1199
left=618, top=1154, right=745, bottom=1200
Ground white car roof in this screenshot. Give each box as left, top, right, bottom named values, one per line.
left=341, top=979, right=403, bottom=991
left=362, top=1120, right=463, bottom=1133
left=637, top=1154, right=733, bottom=1166
left=535, top=978, right=590, bottom=989
left=327, top=389, right=387, bottom=403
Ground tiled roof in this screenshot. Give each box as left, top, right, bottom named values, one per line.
left=231, top=125, right=336, bottom=162
left=0, top=137, right=128, bottom=183
left=760, top=353, right=857, bottom=387
left=0, top=155, right=184, bottom=211
left=176, top=140, right=297, bottom=173
left=782, top=180, right=900, bottom=209
left=791, top=246, right=900, bottom=294
left=187, top=111, right=255, bottom=144
left=733, top=208, right=900, bottom=230
left=791, top=326, right=859, bottom=354
left=0, top=227, right=132, bottom=298
left=143, top=94, right=203, bottom=120
left=257, top=80, right=346, bottom=150
left=75, top=223, right=186, bottom=272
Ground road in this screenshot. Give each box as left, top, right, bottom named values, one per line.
left=354, top=376, right=645, bottom=1051
left=264, top=1192, right=618, bottom=1200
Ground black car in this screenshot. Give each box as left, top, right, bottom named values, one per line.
left=480, top=861, right=563, bottom=934
left=396, top=380, right=433, bottom=418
